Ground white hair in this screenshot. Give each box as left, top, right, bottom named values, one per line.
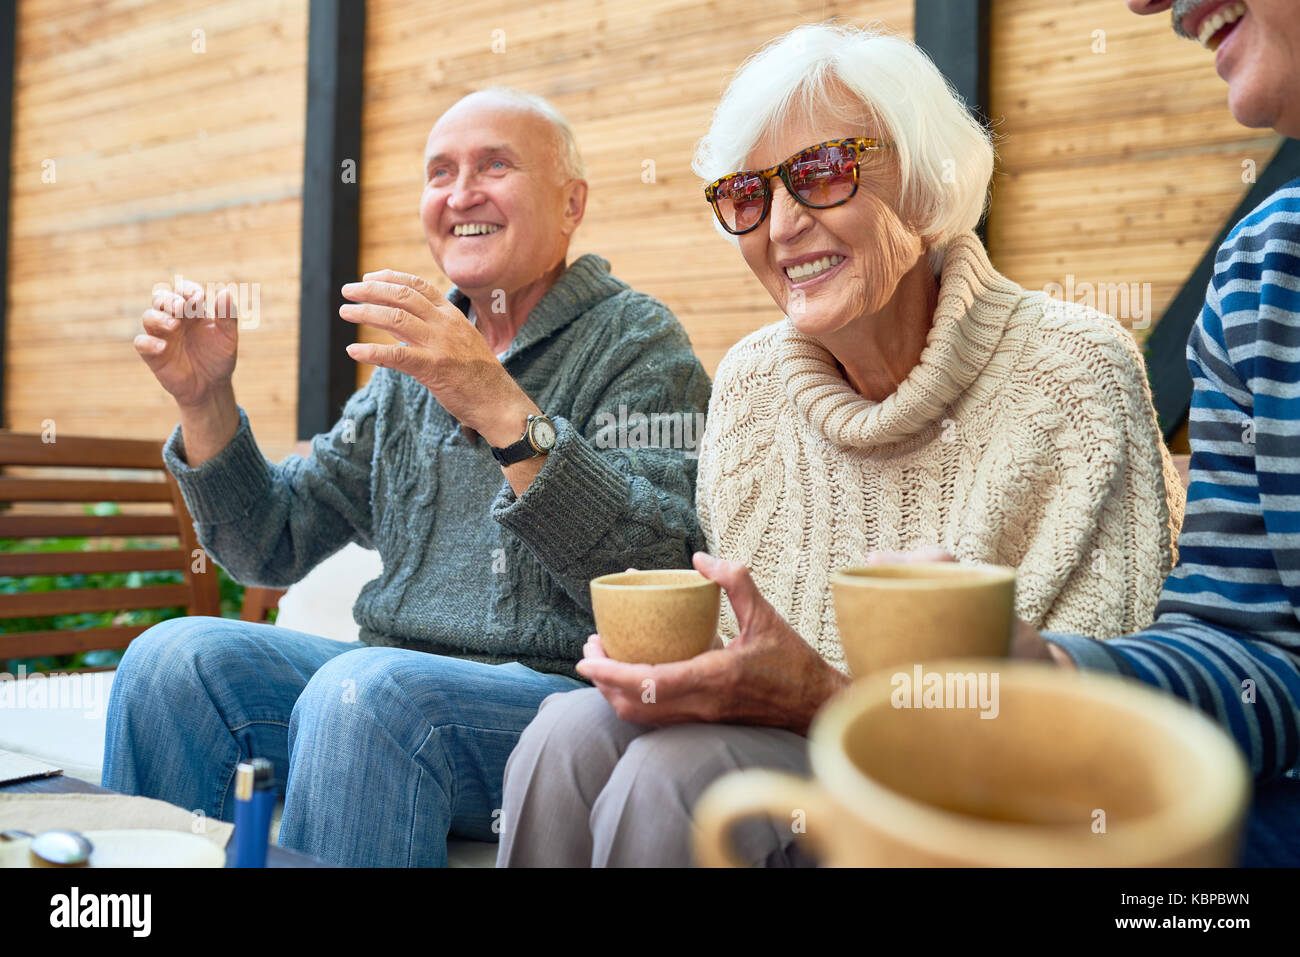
left=473, top=86, right=587, bottom=183
left=692, top=22, right=995, bottom=266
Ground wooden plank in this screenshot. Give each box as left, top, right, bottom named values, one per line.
left=0, top=584, right=189, bottom=619
left=0, top=477, right=171, bottom=502
left=0, top=624, right=150, bottom=658
left=7, top=0, right=307, bottom=461
left=0, top=431, right=162, bottom=468
left=239, top=585, right=285, bottom=622
left=0, top=549, right=189, bottom=576
left=0, top=0, right=13, bottom=429
left=0, top=514, right=179, bottom=538
left=164, top=468, right=222, bottom=617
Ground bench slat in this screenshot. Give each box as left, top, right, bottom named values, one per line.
left=0, top=514, right=180, bottom=538
left=0, top=477, right=172, bottom=502
left=0, top=584, right=190, bottom=619
left=0, top=549, right=190, bottom=576
left=0, top=432, right=164, bottom=469
left=0, top=625, right=151, bottom=658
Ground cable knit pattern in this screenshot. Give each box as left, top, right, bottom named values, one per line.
left=697, top=232, right=1186, bottom=674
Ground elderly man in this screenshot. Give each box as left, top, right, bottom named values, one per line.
left=103, top=88, right=710, bottom=867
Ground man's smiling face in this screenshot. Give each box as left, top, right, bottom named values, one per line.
left=419, top=94, right=578, bottom=298
left=1128, top=0, right=1300, bottom=136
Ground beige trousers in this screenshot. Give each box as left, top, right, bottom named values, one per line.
left=495, top=686, right=813, bottom=867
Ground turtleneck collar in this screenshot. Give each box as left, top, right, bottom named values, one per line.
left=777, top=231, right=1025, bottom=449
left=446, top=254, right=627, bottom=362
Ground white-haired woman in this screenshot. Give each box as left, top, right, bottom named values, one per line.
left=495, top=23, right=1186, bottom=867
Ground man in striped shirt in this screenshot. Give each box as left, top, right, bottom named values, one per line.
left=1028, top=0, right=1300, bottom=865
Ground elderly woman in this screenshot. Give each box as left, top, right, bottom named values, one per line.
left=495, top=23, right=1186, bottom=867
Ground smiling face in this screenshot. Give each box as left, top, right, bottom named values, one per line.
left=735, top=100, right=926, bottom=340
left=1129, top=0, right=1300, bottom=135
left=419, top=94, right=585, bottom=297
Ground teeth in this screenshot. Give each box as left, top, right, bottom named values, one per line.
left=784, top=255, right=844, bottom=282
left=452, top=223, right=502, bottom=236
left=1197, top=0, right=1245, bottom=49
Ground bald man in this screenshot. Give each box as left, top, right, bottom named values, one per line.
left=106, top=88, right=711, bottom=867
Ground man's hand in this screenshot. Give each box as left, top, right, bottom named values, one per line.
left=135, top=279, right=241, bottom=467
left=135, top=280, right=239, bottom=411
left=575, top=552, right=850, bottom=735
left=340, top=269, right=539, bottom=447
left=1010, top=620, right=1077, bottom=669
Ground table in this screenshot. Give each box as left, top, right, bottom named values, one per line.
left=0, top=774, right=336, bottom=867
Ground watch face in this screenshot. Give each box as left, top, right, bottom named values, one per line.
left=530, top=417, right=557, bottom=451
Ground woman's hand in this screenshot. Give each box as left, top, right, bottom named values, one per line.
left=576, top=553, right=849, bottom=735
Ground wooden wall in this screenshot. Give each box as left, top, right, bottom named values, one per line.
left=3, top=0, right=1278, bottom=460
left=5, top=0, right=307, bottom=461
left=986, top=0, right=1282, bottom=355
left=357, top=0, right=913, bottom=383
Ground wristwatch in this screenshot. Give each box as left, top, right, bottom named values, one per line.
left=490, top=413, right=557, bottom=466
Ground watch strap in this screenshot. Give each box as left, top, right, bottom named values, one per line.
left=492, top=432, right=541, bottom=466
left=490, top=414, right=554, bottom=466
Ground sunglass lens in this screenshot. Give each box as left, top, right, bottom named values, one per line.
left=714, top=172, right=767, bottom=233
left=789, top=144, right=857, bottom=207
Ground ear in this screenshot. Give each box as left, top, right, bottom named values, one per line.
left=561, top=179, right=589, bottom=236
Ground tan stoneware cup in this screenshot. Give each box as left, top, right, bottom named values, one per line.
left=694, top=660, right=1250, bottom=867
left=832, top=562, right=1017, bottom=677
left=589, top=569, right=721, bottom=664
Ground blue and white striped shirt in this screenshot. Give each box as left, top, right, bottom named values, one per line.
left=1046, top=181, right=1300, bottom=782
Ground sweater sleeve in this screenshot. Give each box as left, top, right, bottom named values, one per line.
left=162, top=371, right=385, bottom=588
left=1007, top=309, right=1183, bottom=639
left=491, top=306, right=712, bottom=614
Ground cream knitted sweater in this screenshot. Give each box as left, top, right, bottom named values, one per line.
left=697, top=232, right=1186, bottom=674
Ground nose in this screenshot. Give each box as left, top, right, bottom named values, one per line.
left=765, top=177, right=814, bottom=245
left=446, top=168, right=486, bottom=211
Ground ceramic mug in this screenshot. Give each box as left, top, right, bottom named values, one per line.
left=832, top=561, right=1017, bottom=677
left=589, top=569, right=721, bottom=664
left=694, top=660, right=1250, bottom=866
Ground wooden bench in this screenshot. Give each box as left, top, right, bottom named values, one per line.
left=0, top=430, right=282, bottom=670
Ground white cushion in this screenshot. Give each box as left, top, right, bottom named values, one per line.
left=273, top=542, right=384, bottom=642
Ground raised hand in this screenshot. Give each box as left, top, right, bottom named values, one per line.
left=339, top=269, right=538, bottom=449
left=134, top=279, right=239, bottom=410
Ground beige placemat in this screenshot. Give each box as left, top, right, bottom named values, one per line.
left=0, top=793, right=233, bottom=848
left=0, top=749, right=63, bottom=786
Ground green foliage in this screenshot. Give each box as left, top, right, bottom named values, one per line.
left=0, top=503, right=247, bottom=675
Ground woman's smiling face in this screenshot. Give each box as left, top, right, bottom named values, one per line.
left=735, top=100, right=928, bottom=339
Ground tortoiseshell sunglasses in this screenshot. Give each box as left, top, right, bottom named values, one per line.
left=704, top=137, right=892, bottom=235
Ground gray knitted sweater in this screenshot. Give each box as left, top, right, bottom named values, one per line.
left=163, top=254, right=712, bottom=679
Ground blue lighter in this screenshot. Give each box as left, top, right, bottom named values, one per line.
left=232, top=757, right=276, bottom=868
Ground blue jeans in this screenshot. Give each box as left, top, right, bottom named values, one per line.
left=101, top=616, right=584, bottom=866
